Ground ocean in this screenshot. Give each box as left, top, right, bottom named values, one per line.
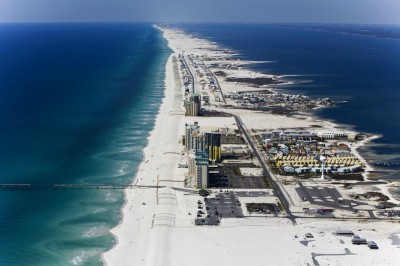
left=1, top=22, right=400, bottom=265
left=175, top=23, right=400, bottom=191
left=0, top=23, right=170, bottom=265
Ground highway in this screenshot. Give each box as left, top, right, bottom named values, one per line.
left=197, top=57, right=227, bottom=104
left=181, top=50, right=395, bottom=224
left=230, top=113, right=296, bottom=223
left=180, top=53, right=195, bottom=93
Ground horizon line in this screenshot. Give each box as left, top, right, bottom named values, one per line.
left=1, top=21, right=400, bottom=26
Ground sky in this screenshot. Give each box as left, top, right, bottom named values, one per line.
left=0, top=0, right=400, bottom=24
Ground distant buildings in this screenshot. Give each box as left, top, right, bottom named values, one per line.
left=260, top=127, right=365, bottom=176
left=260, top=130, right=317, bottom=142
left=185, top=124, right=205, bottom=152
left=260, top=129, right=356, bottom=142
left=205, top=132, right=222, bottom=163
left=188, top=150, right=209, bottom=188
left=184, top=93, right=201, bottom=116
left=195, top=151, right=209, bottom=188
left=317, top=130, right=351, bottom=140
left=185, top=122, right=222, bottom=163
left=184, top=122, right=223, bottom=188
left=191, top=133, right=205, bottom=152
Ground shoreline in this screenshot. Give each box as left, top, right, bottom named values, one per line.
left=167, top=26, right=400, bottom=203
left=103, top=48, right=180, bottom=264
left=104, top=25, right=400, bottom=266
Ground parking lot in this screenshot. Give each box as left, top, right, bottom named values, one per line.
left=195, top=191, right=245, bottom=225
left=205, top=191, right=244, bottom=218
left=208, top=167, right=270, bottom=189
left=295, top=182, right=364, bottom=211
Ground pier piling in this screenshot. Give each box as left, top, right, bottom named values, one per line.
left=0, top=184, right=31, bottom=190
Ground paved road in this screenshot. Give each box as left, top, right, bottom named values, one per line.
left=229, top=113, right=296, bottom=223
left=197, top=58, right=227, bottom=104
left=186, top=57, right=396, bottom=224
left=180, top=53, right=195, bottom=93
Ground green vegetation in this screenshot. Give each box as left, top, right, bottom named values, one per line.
left=277, top=201, right=285, bottom=213
left=262, top=177, right=272, bottom=189
left=199, top=189, right=210, bottom=197
left=233, top=166, right=241, bottom=175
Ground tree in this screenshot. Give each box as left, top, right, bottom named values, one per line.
left=199, top=189, right=209, bottom=197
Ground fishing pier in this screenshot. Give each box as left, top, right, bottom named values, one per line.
left=53, top=184, right=164, bottom=189
left=0, top=184, right=31, bottom=189
left=0, top=184, right=164, bottom=190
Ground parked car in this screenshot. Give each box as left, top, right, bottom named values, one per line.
left=352, top=238, right=367, bottom=245
left=305, top=233, right=314, bottom=238
left=367, top=241, right=379, bottom=249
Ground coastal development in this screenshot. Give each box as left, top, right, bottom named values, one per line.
left=103, top=26, right=400, bottom=266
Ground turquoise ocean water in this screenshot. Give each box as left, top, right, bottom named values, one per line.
left=0, top=23, right=170, bottom=265
left=1, top=22, right=400, bottom=265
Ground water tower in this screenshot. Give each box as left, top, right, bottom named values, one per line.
left=320, top=155, right=326, bottom=180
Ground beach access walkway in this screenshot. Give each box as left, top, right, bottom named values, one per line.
left=0, top=183, right=164, bottom=190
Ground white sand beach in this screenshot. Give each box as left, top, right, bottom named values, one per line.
left=103, top=26, right=400, bottom=266
left=103, top=52, right=187, bottom=264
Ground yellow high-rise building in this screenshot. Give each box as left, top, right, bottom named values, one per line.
left=205, top=132, right=221, bottom=163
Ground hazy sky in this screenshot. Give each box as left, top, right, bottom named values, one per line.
left=1, top=0, right=399, bottom=24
